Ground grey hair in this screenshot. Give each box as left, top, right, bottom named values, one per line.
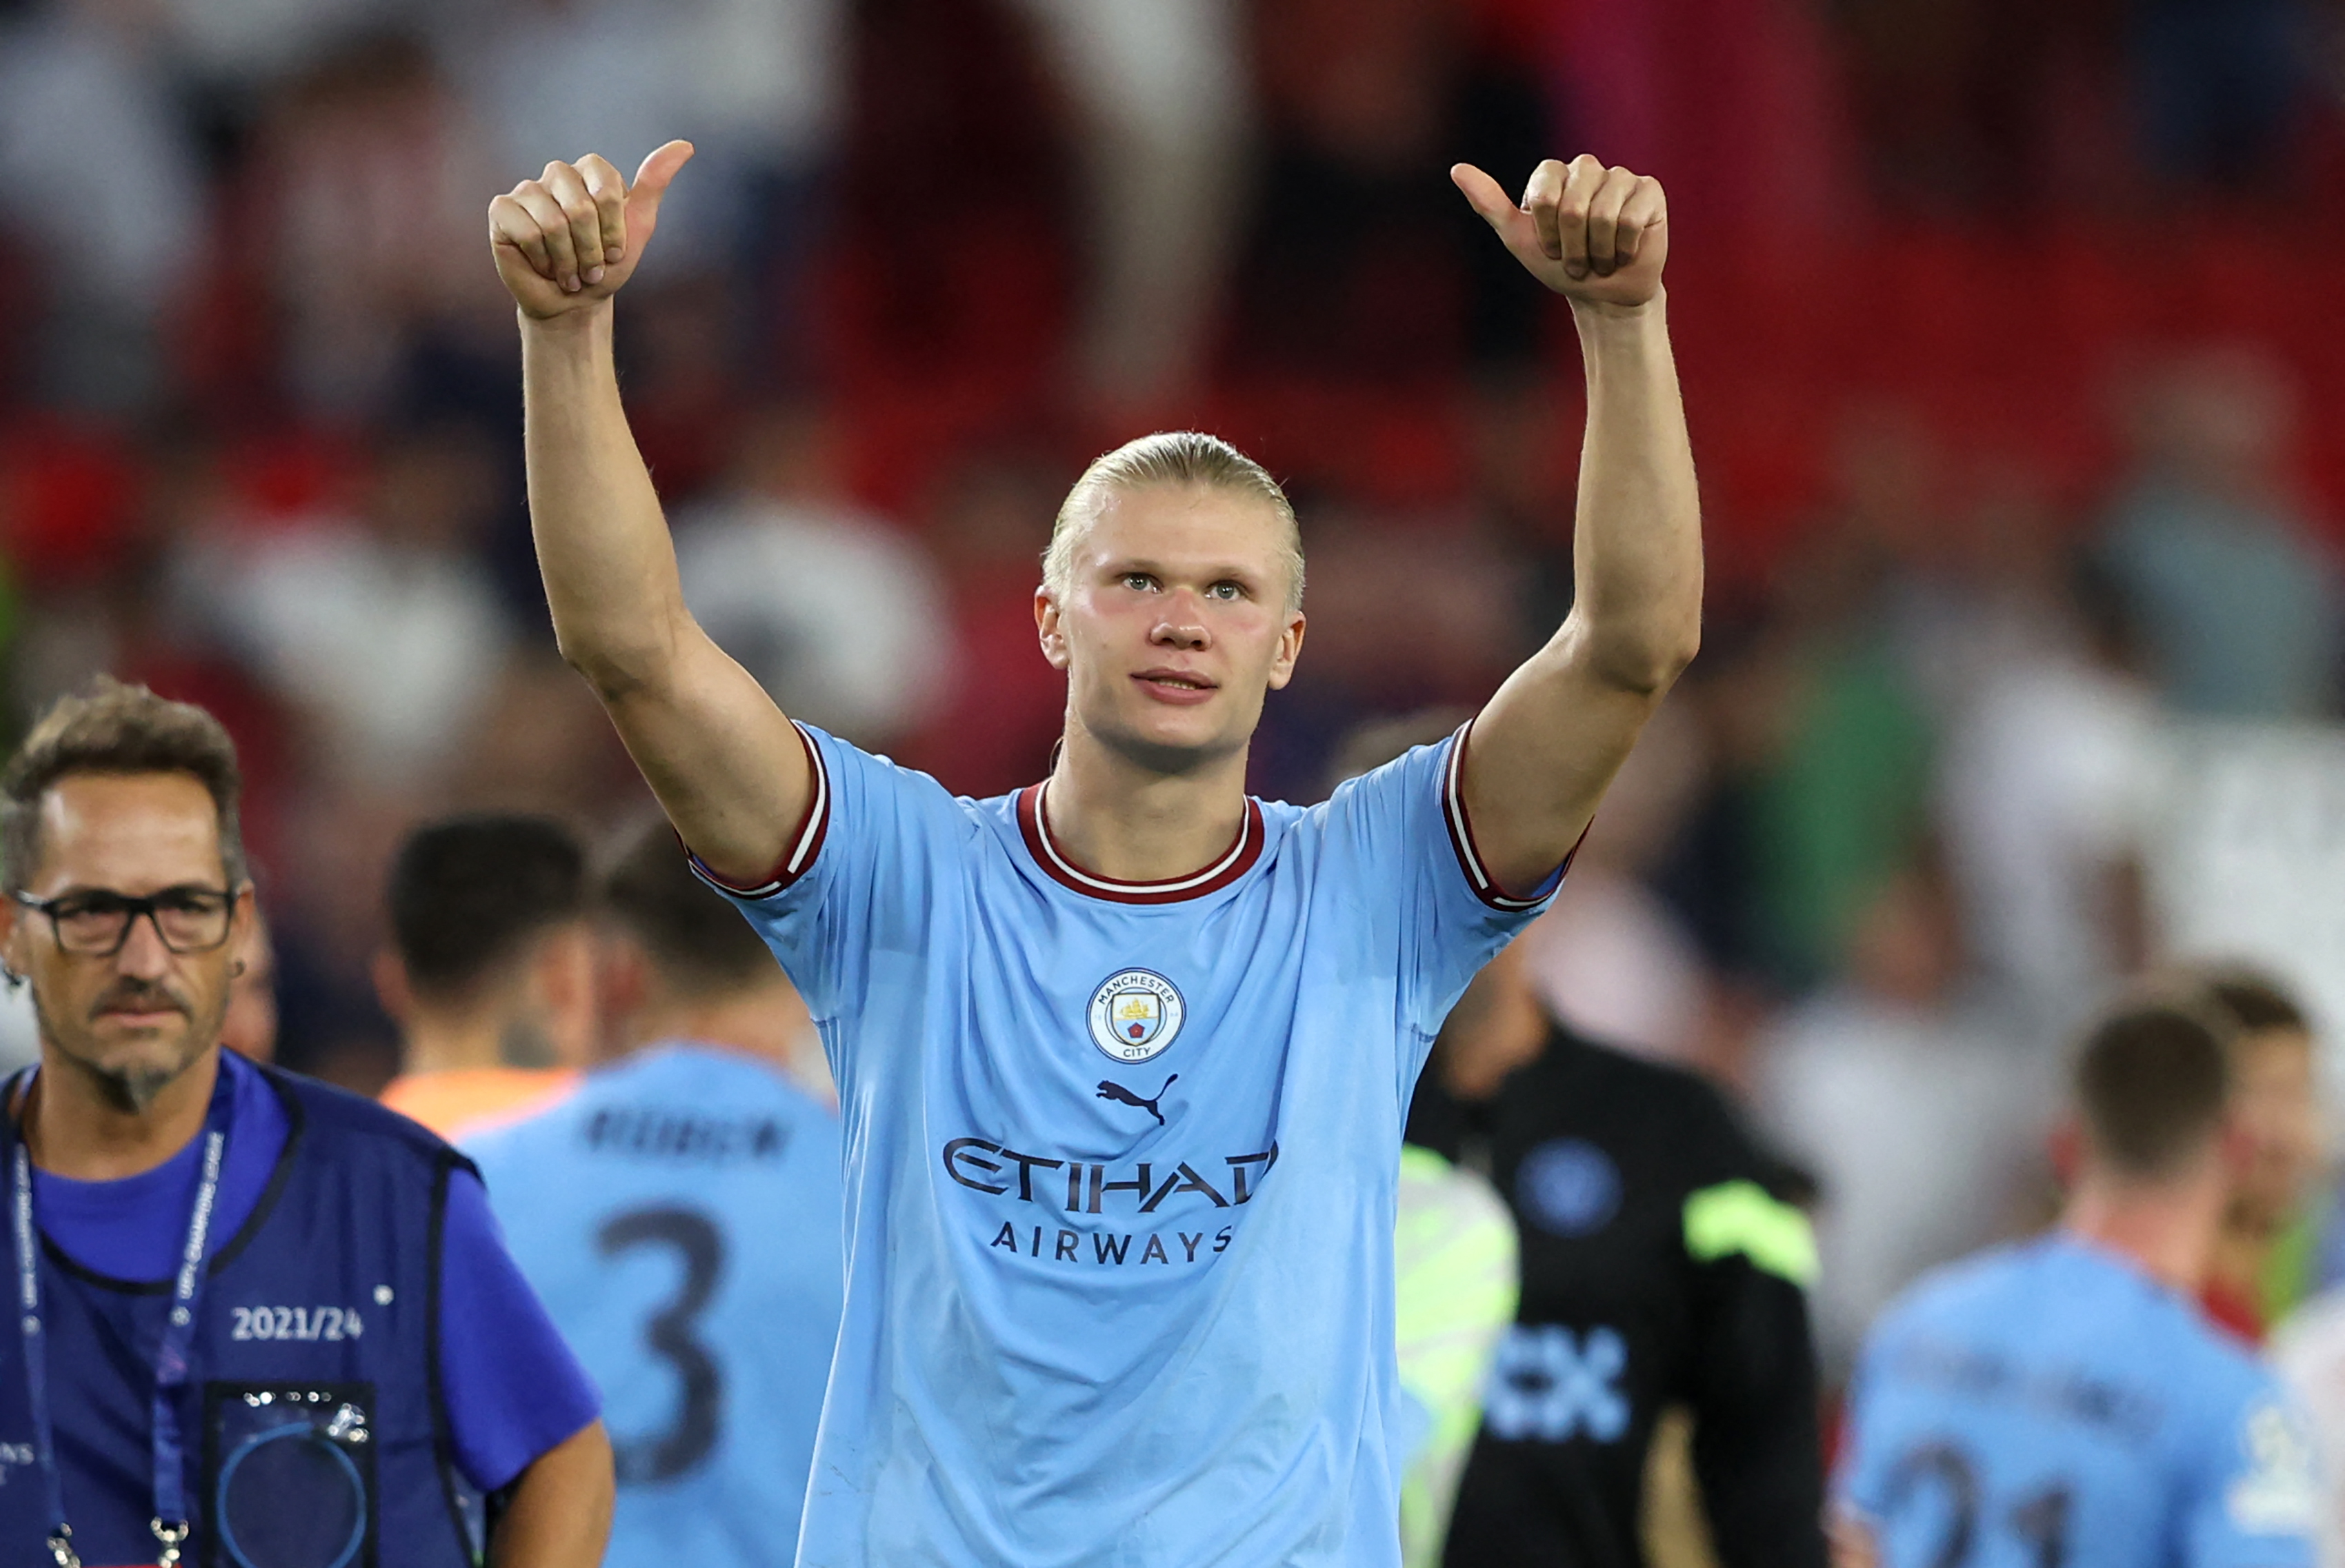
left=1041, top=432, right=1305, bottom=613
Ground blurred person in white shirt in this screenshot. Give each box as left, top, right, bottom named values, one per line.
left=671, top=402, right=946, bottom=748
left=1937, top=551, right=2160, bottom=1038
left=190, top=419, right=515, bottom=785
left=1755, top=865, right=2046, bottom=1384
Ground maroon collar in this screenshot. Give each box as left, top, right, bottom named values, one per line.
left=1015, top=782, right=1264, bottom=904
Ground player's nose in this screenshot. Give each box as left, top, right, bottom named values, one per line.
left=1150, top=619, right=1209, bottom=649
left=1148, top=598, right=1212, bottom=648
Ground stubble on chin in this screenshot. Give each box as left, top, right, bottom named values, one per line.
left=32, top=990, right=222, bottom=1115
left=92, top=1058, right=186, bottom=1114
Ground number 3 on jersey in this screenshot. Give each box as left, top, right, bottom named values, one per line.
left=599, top=1206, right=728, bottom=1483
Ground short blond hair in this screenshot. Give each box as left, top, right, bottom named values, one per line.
left=1042, top=432, right=1305, bottom=613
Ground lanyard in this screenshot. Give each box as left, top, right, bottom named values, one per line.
left=8, top=1064, right=234, bottom=1568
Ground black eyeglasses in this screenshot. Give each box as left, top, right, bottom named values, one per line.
left=12, top=886, right=241, bottom=957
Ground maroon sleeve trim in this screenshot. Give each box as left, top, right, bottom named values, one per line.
left=685, top=721, right=830, bottom=901
left=1441, top=720, right=1580, bottom=912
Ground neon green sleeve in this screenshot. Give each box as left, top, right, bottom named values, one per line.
left=1683, top=1178, right=1818, bottom=1287
left=1395, top=1146, right=1519, bottom=1568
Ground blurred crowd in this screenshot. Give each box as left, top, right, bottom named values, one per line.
left=6, top=0, right=2345, bottom=1397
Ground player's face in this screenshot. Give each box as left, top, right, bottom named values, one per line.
left=2227, top=1027, right=2319, bottom=1229
left=1039, top=485, right=1306, bottom=768
left=1, top=773, right=249, bottom=1113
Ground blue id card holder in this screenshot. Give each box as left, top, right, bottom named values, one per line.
left=201, top=1383, right=379, bottom=1568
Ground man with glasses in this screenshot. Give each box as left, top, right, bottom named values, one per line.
left=0, top=677, right=613, bottom=1568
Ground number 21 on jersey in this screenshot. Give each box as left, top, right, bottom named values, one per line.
left=1882, top=1442, right=2070, bottom=1568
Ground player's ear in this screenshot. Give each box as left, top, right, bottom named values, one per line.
left=532, top=923, right=599, bottom=1068
left=371, top=949, right=413, bottom=1026
left=1265, top=610, right=1306, bottom=691
left=1036, top=585, right=1070, bottom=671
left=592, top=930, right=652, bottom=1047
left=228, top=884, right=261, bottom=956
left=2217, top=1116, right=2257, bottom=1176
left=2045, top=1116, right=2082, bottom=1188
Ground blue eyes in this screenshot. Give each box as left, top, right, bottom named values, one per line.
left=1121, top=574, right=1243, bottom=601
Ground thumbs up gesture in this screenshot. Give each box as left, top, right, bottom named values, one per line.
left=488, top=141, right=695, bottom=319
left=1453, top=155, right=1668, bottom=310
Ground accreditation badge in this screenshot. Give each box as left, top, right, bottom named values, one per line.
left=201, top=1383, right=379, bottom=1568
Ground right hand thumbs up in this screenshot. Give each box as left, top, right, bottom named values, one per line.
left=489, top=141, right=694, bottom=319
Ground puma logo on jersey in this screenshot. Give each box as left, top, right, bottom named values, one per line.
left=1097, top=1074, right=1178, bottom=1125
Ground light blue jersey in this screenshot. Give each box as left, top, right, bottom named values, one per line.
left=466, top=1045, right=845, bottom=1565
left=1838, top=1235, right=2321, bottom=1568
left=696, top=723, right=1555, bottom=1567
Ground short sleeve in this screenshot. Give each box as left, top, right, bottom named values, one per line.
left=686, top=723, right=967, bottom=1027
left=1317, top=724, right=1568, bottom=1042
left=436, top=1168, right=602, bottom=1492
left=2182, top=1384, right=2322, bottom=1568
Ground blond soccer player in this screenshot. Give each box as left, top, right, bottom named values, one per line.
left=490, top=140, right=1698, bottom=1565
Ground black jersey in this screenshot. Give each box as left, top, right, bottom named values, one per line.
left=1410, top=1027, right=1827, bottom=1568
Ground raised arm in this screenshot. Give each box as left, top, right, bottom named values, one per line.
left=490, top=143, right=810, bottom=885
left=1451, top=156, right=1702, bottom=893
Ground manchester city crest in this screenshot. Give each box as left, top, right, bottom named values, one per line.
left=1087, top=969, right=1186, bottom=1063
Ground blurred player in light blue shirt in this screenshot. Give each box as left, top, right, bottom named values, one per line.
left=1836, top=998, right=2322, bottom=1568
left=503, top=128, right=1703, bottom=1563
left=470, top=821, right=844, bottom=1565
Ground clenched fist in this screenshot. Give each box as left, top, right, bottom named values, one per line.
left=1453, top=156, right=1668, bottom=310
left=489, top=141, right=695, bottom=319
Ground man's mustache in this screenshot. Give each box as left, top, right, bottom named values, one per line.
left=88, top=981, right=190, bottom=1020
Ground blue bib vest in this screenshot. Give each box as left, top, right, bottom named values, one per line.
left=0, top=1065, right=486, bottom=1568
